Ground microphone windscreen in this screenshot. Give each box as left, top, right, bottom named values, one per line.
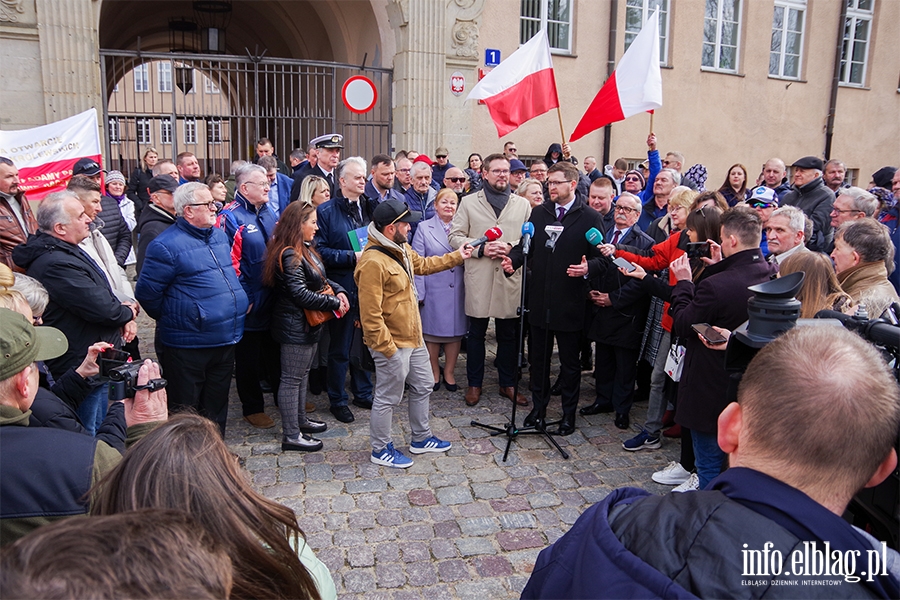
left=485, top=227, right=503, bottom=241
left=585, top=227, right=603, bottom=245
left=521, top=222, right=535, bottom=236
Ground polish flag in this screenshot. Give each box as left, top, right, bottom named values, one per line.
left=467, top=30, right=559, bottom=137
left=569, top=9, right=663, bottom=142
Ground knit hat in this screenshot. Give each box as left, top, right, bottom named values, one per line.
left=107, top=170, right=126, bottom=185
left=0, top=308, right=68, bottom=381
left=683, top=164, right=708, bottom=192
left=624, top=169, right=645, bottom=189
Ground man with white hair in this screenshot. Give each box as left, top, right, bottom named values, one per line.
left=315, top=156, right=378, bottom=423
left=637, top=168, right=679, bottom=231
left=826, top=186, right=879, bottom=255
left=765, top=205, right=810, bottom=265
left=781, top=156, right=834, bottom=252
left=135, top=182, right=248, bottom=435
left=404, top=161, right=437, bottom=240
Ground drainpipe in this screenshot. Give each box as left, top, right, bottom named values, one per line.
left=824, top=0, right=849, bottom=159
left=602, top=0, right=618, bottom=167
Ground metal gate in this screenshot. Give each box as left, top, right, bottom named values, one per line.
left=100, top=49, right=392, bottom=178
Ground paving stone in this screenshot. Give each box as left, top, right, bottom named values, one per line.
left=507, top=465, right=539, bottom=478
left=558, top=490, right=585, bottom=506
left=408, top=489, right=436, bottom=506
left=399, top=541, right=430, bottom=563
left=455, top=578, right=510, bottom=599
left=334, top=529, right=366, bottom=547
left=505, top=479, right=532, bottom=495
left=343, top=569, right=376, bottom=593
left=348, top=511, right=376, bottom=529
left=459, top=517, right=500, bottom=537
left=572, top=470, right=601, bottom=487
left=457, top=501, right=493, bottom=517
left=580, top=486, right=613, bottom=503
left=324, top=513, right=348, bottom=530
left=599, top=470, right=633, bottom=486
left=365, top=526, right=397, bottom=543
left=405, top=561, right=438, bottom=587
left=434, top=520, right=461, bottom=539
left=244, top=456, right=278, bottom=471
left=306, top=463, right=333, bottom=481
left=545, top=527, right=567, bottom=544
left=548, top=472, right=578, bottom=489
left=428, top=505, right=455, bottom=522
left=376, top=564, right=406, bottom=588
left=472, top=483, right=507, bottom=499
left=357, top=494, right=383, bottom=511
left=534, top=507, right=561, bottom=527
left=344, top=478, right=387, bottom=494
left=398, top=523, right=434, bottom=540
left=438, top=559, right=471, bottom=582
left=298, top=514, right=324, bottom=533
left=331, top=494, right=355, bottom=512
left=386, top=475, right=429, bottom=491
left=348, top=545, right=375, bottom=567
left=529, top=476, right=553, bottom=491
left=474, top=555, right=514, bottom=577
left=527, top=491, right=561, bottom=508
left=251, top=442, right=280, bottom=455
left=435, top=486, right=474, bottom=505
left=264, top=483, right=303, bottom=499
left=375, top=542, right=400, bottom=563
left=305, top=481, right=344, bottom=496
left=315, top=546, right=345, bottom=574
left=400, top=507, right=429, bottom=522
left=428, top=473, right=467, bottom=488
left=279, top=467, right=306, bottom=483
left=509, top=575, right=532, bottom=595
left=430, top=538, right=458, bottom=559
left=490, top=497, right=531, bottom=512
left=253, top=469, right=277, bottom=487
left=306, top=531, right=333, bottom=550
left=557, top=506, right=583, bottom=525
left=499, top=512, right=538, bottom=529
left=455, top=537, right=497, bottom=556
left=382, top=491, right=410, bottom=508
left=497, top=529, right=545, bottom=551
left=333, top=464, right=358, bottom=480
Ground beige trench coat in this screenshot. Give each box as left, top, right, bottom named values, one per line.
left=448, top=190, right=531, bottom=319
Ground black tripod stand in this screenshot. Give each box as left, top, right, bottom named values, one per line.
left=470, top=236, right=569, bottom=461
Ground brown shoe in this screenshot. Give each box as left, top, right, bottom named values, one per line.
left=465, top=386, right=482, bottom=406
left=306, top=402, right=316, bottom=413
left=244, top=413, right=275, bottom=429
left=499, top=386, right=528, bottom=406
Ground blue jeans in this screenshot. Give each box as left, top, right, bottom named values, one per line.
left=76, top=382, right=109, bottom=436
left=692, top=430, right=726, bottom=489
left=327, top=307, right=373, bottom=408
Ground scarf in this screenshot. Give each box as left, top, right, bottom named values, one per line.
left=482, top=183, right=511, bottom=218
left=108, top=192, right=127, bottom=206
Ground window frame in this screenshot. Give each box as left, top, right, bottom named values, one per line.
left=184, top=117, right=197, bottom=145
left=839, top=0, right=874, bottom=87
left=157, top=62, right=172, bottom=93
left=702, top=0, right=743, bottom=74
left=519, top=0, right=574, bottom=55
left=624, top=0, right=670, bottom=66
left=160, top=117, right=172, bottom=145
left=136, top=118, right=151, bottom=145
left=769, top=0, right=806, bottom=80
left=108, top=118, right=120, bottom=145
left=208, top=118, right=222, bottom=144
left=133, top=64, right=149, bottom=93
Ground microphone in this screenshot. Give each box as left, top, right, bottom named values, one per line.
left=521, top=222, right=535, bottom=253
left=585, top=227, right=604, bottom=246
left=469, top=227, right=503, bottom=248
left=544, top=224, right=564, bottom=250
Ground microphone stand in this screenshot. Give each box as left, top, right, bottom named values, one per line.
left=470, top=232, right=569, bottom=461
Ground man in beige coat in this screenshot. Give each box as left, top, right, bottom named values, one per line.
left=449, top=153, right=531, bottom=407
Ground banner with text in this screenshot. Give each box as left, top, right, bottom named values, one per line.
left=0, top=108, right=102, bottom=201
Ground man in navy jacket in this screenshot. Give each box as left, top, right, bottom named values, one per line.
left=523, top=325, right=900, bottom=599
left=136, top=182, right=248, bottom=435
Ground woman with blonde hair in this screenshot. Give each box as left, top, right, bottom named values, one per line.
left=778, top=251, right=853, bottom=318
left=126, top=146, right=158, bottom=215
left=517, top=179, right=544, bottom=208
left=299, top=175, right=331, bottom=206
left=646, top=186, right=697, bottom=243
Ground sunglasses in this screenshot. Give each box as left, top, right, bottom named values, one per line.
left=749, top=201, right=776, bottom=209
left=446, top=177, right=466, bottom=183
left=435, top=155, right=448, bottom=159
left=624, top=176, right=641, bottom=182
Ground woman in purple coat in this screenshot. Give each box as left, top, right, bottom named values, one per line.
left=412, top=188, right=467, bottom=392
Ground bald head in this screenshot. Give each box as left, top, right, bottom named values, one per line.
left=763, top=159, right=786, bottom=188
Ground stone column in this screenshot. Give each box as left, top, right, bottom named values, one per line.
left=0, top=0, right=44, bottom=129
left=443, top=0, right=483, bottom=161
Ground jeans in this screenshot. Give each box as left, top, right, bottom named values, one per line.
left=327, top=307, right=373, bottom=407
left=466, top=316, right=518, bottom=388
left=76, top=382, right=108, bottom=436
left=692, top=429, right=726, bottom=489
left=644, top=330, right=671, bottom=436
left=370, top=346, right=434, bottom=452
left=278, top=343, right=317, bottom=439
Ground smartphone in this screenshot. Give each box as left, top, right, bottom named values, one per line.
left=686, top=241, right=711, bottom=259
left=692, top=323, right=727, bottom=345
left=612, top=257, right=636, bottom=273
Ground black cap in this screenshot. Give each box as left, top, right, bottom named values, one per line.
left=373, top=199, right=422, bottom=228
left=72, top=157, right=105, bottom=177
left=871, top=166, right=897, bottom=190
left=147, top=174, right=178, bottom=194
left=791, top=156, right=824, bottom=171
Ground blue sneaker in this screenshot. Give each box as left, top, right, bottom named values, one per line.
left=371, top=443, right=413, bottom=468
left=409, top=436, right=451, bottom=454
left=622, top=429, right=661, bottom=452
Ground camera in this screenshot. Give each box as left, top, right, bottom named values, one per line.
left=686, top=241, right=710, bottom=259
left=99, top=348, right=166, bottom=401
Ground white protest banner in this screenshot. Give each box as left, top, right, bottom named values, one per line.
left=0, top=108, right=102, bottom=201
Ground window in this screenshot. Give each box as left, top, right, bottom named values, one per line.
left=184, top=118, right=196, bottom=145
left=160, top=118, right=172, bottom=145
left=208, top=118, right=222, bottom=143
left=108, top=118, right=120, bottom=144
left=205, top=76, right=220, bottom=94
left=520, top=0, right=572, bottom=53
left=702, top=0, right=742, bottom=72
left=770, top=0, right=805, bottom=79
left=133, top=64, right=149, bottom=93
left=840, top=0, right=873, bottom=86
left=157, top=62, right=172, bottom=93
left=625, top=0, right=669, bottom=64
left=136, top=118, right=151, bottom=144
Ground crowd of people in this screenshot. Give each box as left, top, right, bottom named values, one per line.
left=1, top=133, right=898, bottom=596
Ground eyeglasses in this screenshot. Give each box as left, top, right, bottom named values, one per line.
left=546, top=179, right=572, bottom=187
left=189, top=201, right=222, bottom=211
left=507, top=148, right=517, bottom=153
left=662, top=160, right=671, bottom=166
left=489, top=169, right=510, bottom=175
left=624, top=176, right=641, bottom=182
left=614, top=205, right=639, bottom=214
left=830, top=207, right=862, bottom=215
left=446, top=177, right=466, bottom=183
left=435, top=155, right=447, bottom=159
left=397, top=168, right=411, bottom=173
left=245, top=181, right=270, bottom=189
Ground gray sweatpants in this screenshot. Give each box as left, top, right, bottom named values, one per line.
left=370, top=345, right=434, bottom=452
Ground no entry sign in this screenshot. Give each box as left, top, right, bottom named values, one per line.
left=342, top=75, right=378, bottom=114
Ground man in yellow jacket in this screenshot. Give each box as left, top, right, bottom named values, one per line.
left=356, top=199, right=472, bottom=468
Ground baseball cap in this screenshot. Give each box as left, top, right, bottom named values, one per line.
left=373, top=199, right=422, bottom=228
left=435, top=146, right=449, bottom=157
left=748, top=186, right=778, bottom=207
left=0, top=308, right=68, bottom=381
left=72, top=157, right=105, bottom=177
left=791, top=156, right=824, bottom=171
left=147, top=175, right=178, bottom=194
left=413, top=154, right=433, bottom=167
left=509, top=159, right=527, bottom=173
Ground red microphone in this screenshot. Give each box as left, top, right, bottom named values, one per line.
left=468, top=227, right=503, bottom=248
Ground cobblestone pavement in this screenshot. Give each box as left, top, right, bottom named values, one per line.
left=137, top=314, right=680, bottom=599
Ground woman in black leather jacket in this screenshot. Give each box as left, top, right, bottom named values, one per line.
left=263, top=202, right=349, bottom=452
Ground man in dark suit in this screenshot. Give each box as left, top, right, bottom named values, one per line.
left=503, top=161, right=606, bottom=436
left=581, top=192, right=654, bottom=430
left=289, top=134, right=342, bottom=203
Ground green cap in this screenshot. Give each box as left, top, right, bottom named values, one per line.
left=0, top=308, right=68, bottom=381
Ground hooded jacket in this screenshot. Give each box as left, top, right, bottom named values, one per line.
left=135, top=203, right=176, bottom=276
left=97, top=193, right=132, bottom=267
left=0, top=189, right=38, bottom=270
left=12, top=231, right=133, bottom=376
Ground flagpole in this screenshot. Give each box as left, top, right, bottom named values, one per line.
left=649, top=111, right=654, bottom=135
left=556, top=107, right=567, bottom=148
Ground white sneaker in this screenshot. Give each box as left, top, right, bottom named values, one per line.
left=651, top=461, right=691, bottom=485
left=672, top=472, right=699, bottom=493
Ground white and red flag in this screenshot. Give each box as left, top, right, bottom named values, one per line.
left=0, top=108, right=102, bottom=201
left=570, top=9, right=663, bottom=142
left=467, top=30, right=559, bottom=137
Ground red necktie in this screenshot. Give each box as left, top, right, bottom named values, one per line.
left=612, top=230, right=621, bottom=245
